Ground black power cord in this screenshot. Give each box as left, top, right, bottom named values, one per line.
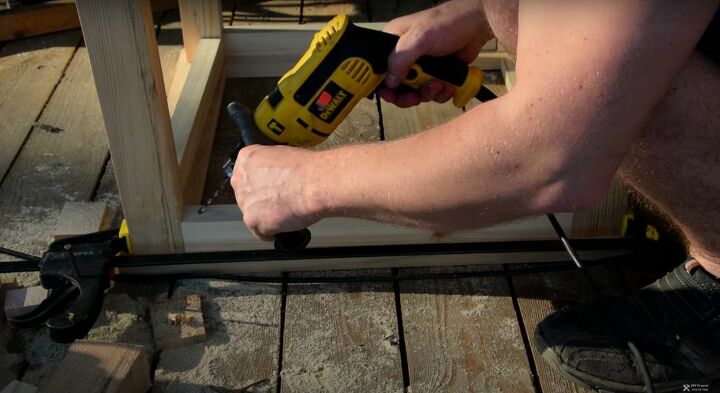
left=545, top=213, right=656, bottom=393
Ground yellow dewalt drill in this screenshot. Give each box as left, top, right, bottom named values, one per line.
left=250, top=14, right=492, bottom=147
left=202, top=15, right=497, bottom=251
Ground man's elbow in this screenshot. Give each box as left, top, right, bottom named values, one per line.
left=532, top=170, right=616, bottom=214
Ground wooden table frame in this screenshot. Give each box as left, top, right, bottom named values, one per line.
left=75, top=0, right=624, bottom=258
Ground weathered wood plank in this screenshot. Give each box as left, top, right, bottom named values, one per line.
left=315, top=96, right=381, bottom=149
left=0, top=31, right=81, bottom=183
left=37, top=341, right=151, bottom=393
left=153, top=279, right=282, bottom=392
left=0, top=46, right=109, bottom=286
left=381, top=99, right=463, bottom=141
left=0, top=0, right=179, bottom=42
left=53, top=202, right=112, bottom=240
left=232, top=0, right=300, bottom=25
left=302, top=0, right=368, bottom=23
left=76, top=0, right=184, bottom=254
left=400, top=266, right=535, bottom=392
left=280, top=270, right=404, bottom=393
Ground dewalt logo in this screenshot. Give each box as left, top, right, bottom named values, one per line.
left=319, top=90, right=348, bottom=120
left=309, top=81, right=354, bottom=124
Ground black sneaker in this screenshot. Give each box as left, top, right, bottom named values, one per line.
left=535, top=260, right=720, bottom=393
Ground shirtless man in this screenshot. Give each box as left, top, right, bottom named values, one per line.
left=231, top=1, right=720, bottom=390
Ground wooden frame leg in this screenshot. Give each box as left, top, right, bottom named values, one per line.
left=76, top=0, right=184, bottom=254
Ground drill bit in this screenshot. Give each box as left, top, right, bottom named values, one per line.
left=198, top=176, right=230, bottom=214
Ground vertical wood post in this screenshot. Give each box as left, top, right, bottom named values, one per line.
left=76, top=0, right=184, bottom=254
left=179, top=0, right=223, bottom=62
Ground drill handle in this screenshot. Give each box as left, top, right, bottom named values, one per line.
left=227, top=102, right=312, bottom=252
left=402, top=55, right=484, bottom=108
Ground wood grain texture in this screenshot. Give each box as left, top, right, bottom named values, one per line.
left=76, top=0, right=184, bottom=254
left=315, top=95, right=381, bottom=149
left=184, top=70, right=225, bottom=205
left=154, top=279, right=282, bottom=392
left=301, top=0, right=368, bottom=23
left=511, top=266, right=626, bottom=393
left=0, top=45, right=109, bottom=285
left=171, top=38, right=224, bottom=192
left=38, top=341, right=150, bottom=393
left=0, top=2, right=78, bottom=42
left=3, top=286, right=47, bottom=318
left=53, top=202, right=112, bottom=240
left=570, top=178, right=629, bottom=238
left=0, top=0, right=179, bottom=42
left=280, top=270, right=403, bottom=393
left=0, top=30, right=81, bottom=183
left=181, top=204, right=572, bottom=251
left=400, top=265, right=534, bottom=393
left=222, top=24, right=508, bottom=78
left=178, top=0, right=222, bottom=61
left=231, top=0, right=300, bottom=25
left=150, top=294, right=206, bottom=350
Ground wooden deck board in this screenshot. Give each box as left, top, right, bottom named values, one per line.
left=0, top=45, right=109, bottom=285
left=0, top=31, right=81, bottom=183
left=302, top=0, right=368, bottom=23
left=399, top=266, right=534, bottom=392
left=281, top=270, right=404, bottom=393
left=153, top=279, right=283, bottom=392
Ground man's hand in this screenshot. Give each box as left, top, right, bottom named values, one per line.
left=230, top=145, right=325, bottom=241
left=379, top=0, right=493, bottom=108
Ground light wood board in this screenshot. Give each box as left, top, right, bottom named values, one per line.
left=399, top=265, right=535, bottom=392
left=301, top=0, right=368, bottom=23
left=77, top=0, right=184, bottom=254
left=281, top=270, right=404, bottom=392
left=37, top=340, right=150, bottom=393
left=181, top=204, right=572, bottom=251
left=0, top=0, right=179, bottom=42
left=54, top=202, right=112, bottom=240
left=0, top=30, right=81, bottom=183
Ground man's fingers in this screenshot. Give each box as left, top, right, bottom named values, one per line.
left=395, top=92, right=422, bottom=108
left=420, top=80, right=443, bottom=102
left=386, top=29, right=427, bottom=89
left=435, top=83, right=455, bottom=103
left=377, top=86, right=397, bottom=104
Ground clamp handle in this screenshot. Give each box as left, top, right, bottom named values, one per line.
left=227, top=102, right=312, bottom=252
left=6, top=230, right=118, bottom=343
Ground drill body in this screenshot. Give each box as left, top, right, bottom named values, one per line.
left=253, top=15, right=485, bottom=147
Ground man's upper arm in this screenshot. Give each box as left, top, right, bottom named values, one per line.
left=509, top=0, right=718, bottom=180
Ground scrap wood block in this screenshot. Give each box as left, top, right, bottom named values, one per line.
left=1, top=381, right=37, bottom=393
left=3, top=286, right=47, bottom=319
left=54, top=202, right=113, bottom=240
left=151, top=294, right=205, bottom=350
left=37, top=341, right=150, bottom=393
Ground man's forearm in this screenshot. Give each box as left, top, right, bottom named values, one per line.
left=309, top=95, right=583, bottom=232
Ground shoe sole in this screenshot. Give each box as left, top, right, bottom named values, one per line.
left=535, top=329, right=720, bottom=393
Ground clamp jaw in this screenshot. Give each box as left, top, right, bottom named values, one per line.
left=7, top=230, right=125, bottom=343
